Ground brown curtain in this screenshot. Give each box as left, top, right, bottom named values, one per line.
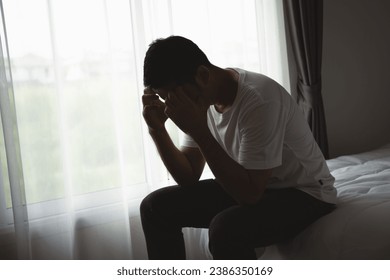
left=283, top=0, right=329, bottom=159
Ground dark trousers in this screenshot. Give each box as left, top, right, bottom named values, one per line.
left=140, top=179, right=335, bottom=260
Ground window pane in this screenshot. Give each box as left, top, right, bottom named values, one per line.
left=4, top=0, right=146, bottom=203
left=171, top=0, right=260, bottom=71
left=2, top=0, right=289, bottom=207
left=0, top=114, right=12, bottom=208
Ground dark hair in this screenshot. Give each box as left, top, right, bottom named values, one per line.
left=143, top=36, right=211, bottom=88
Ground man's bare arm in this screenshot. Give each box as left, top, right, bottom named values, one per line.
left=149, top=128, right=205, bottom=186
left=194, top=130, right=272, bottom=205
left=142, top=87, right=205, bottom=185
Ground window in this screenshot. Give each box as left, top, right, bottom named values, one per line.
left=1, top=0, right=288, bottom=221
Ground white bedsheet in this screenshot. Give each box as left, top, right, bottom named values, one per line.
left=194, top=144, right=390, bottom=259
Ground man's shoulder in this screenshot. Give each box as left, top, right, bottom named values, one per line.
left=235, top=68, right=277, bottom=85
left=236, top=69, right=285, bottom=98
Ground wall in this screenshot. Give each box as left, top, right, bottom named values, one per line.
left=322, top=0, right=390, bottom=157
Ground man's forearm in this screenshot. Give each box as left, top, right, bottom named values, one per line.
left=149, top=128, right=198, bottom=186
left=192, top=129, right=262, bottom=205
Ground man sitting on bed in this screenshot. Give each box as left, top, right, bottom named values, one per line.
left=140, top=36, right=337, bottom=260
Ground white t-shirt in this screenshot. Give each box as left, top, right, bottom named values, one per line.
left=181, top=68, right=337, bottom=204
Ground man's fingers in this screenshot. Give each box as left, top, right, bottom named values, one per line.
left=142, top=93, right=160, bottom=106
left=167, top=86, right=195, bottom=107
left=179, top=86, right=199, bottom=106
left=172, top=86, right=187, bottom=102
left=143, top=87, right=155, bottom=95
left=164, top=105, right=170, bottom=115
left=166, top=91, right=181, bottom=108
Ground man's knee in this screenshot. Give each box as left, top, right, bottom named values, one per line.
left=208, top=210, right=240, bottom=252
left=140, top=188, right=165, bottom=220
left=140, top=186, right=179, bottom=223
left=208, top=207, right=258, bottom=259
left=140, top=192, right=152, bottom=220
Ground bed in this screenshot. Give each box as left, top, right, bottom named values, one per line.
left=190, top=143, right=390, bottom=259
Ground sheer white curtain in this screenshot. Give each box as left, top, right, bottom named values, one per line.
left=0, top=0, right=289, bottom=259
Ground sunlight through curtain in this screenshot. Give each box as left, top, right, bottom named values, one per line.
left=0, top=0, right=288, bottom=259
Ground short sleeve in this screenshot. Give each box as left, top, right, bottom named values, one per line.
left=238, top=101, right=287, bottom=170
